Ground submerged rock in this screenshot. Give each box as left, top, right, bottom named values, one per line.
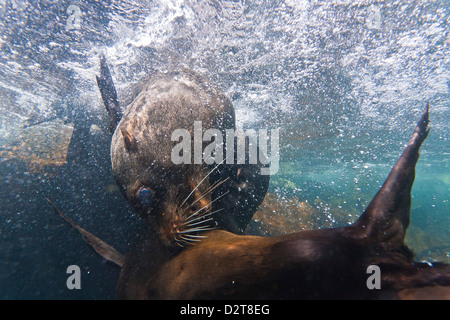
left=0, top=120, right=73, bottom=172
left=246, top=192, right=317, bottom=236
left=406, top=224, right=450, bottom=264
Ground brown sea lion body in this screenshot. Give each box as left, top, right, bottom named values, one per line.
left=120, top=229, right=450, bottom=300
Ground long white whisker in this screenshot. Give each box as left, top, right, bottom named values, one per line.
left=179, top=235, right=199, bottom=240
left=191, top=177, right=230, bottom=207
left=174, top=237, right=187, bottom=247
left=177, top=226, right=215, bottom=234
left=185, top=190, right=230, bottom=221
left=180, top=235, right=205, bottom=242
left=174, top=240, right=185, bottom=247
left=182, top=233, right=208, bottom=238
left=184, top=208, right=224, bottom=226
left=190, top=179, right=223, bottom=207
left=180, top=156, right=226, bottom=207
left=185, top=217, right=214, bottom=228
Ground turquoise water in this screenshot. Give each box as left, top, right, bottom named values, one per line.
left=269, top=126, right=449, bottom=261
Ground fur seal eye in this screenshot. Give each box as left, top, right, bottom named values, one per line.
left=139, top=188, right=153, bottom=206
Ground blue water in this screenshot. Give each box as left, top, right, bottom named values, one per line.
left=0, top=0, right=449, bottom=299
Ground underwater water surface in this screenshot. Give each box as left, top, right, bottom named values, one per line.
left=0, top=0, right=448, bottom=299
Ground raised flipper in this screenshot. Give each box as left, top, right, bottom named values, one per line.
left=349, top=103, right=430, bottom=251
left=46, top=198, right=125, bottom=267
left=96, top=54, right=122, bottom=133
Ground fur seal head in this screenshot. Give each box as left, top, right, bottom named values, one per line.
left=110, top=69, right=261, bottom=247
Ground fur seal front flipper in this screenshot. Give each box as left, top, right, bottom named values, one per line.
left=46, top=198, right=125, bottom=267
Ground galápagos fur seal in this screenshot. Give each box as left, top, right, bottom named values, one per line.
left=48, top=56, right=450, bottom=299
left=100, top=56, right=270, bottom=248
